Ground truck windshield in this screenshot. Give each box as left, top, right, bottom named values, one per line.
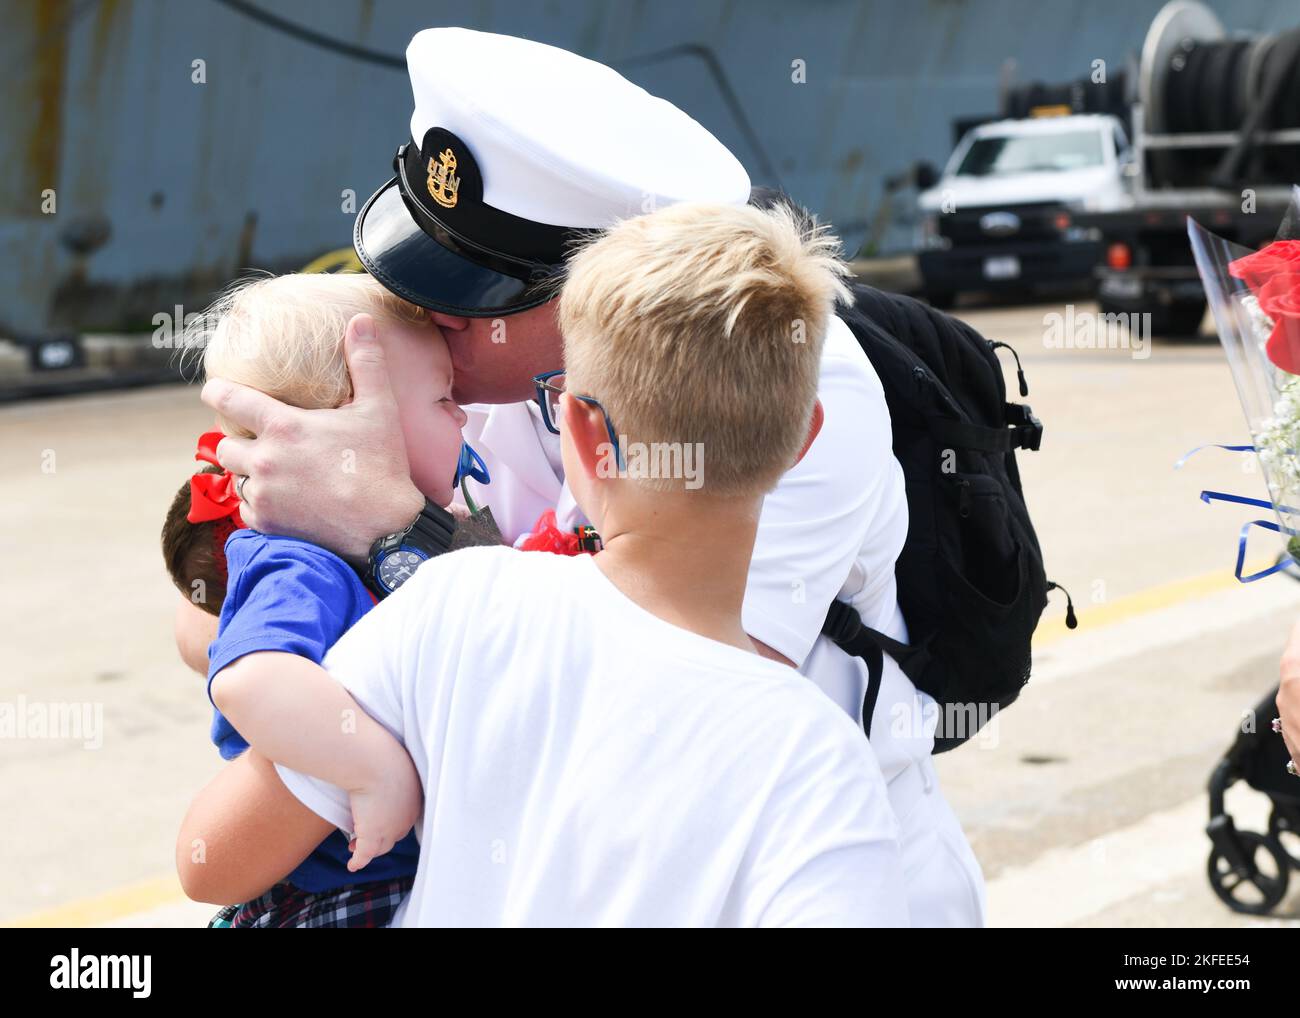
left=954, top=130, right=1104, bottom=176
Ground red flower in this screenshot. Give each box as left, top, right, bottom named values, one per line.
left=1256, top=273, right=1300, bottom=375
left=1228, top=240, right=1300, bottom=291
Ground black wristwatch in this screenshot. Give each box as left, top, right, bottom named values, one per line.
left=364, top=499, right=457, bottom=598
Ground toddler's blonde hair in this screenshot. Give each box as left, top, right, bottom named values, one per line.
left=190, top=272, right=429, bottom=437
left=559, top=201, right=851, bottom=494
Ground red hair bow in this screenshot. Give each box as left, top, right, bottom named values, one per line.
left=188, top=431, right=245, bottom=528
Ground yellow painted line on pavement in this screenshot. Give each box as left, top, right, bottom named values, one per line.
left=1, top=874, right=187, bottom=929
left=1033, top=559, right=1273, bottom=649
left=1, top=561, right=1277, bottom=927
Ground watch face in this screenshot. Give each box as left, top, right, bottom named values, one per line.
left=378, top=548, right=429, bottom=591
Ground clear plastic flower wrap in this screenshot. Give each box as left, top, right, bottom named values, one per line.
left=1189, top=187, right=1300, bottom=577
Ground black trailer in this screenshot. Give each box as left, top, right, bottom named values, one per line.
left=1083, top=203, right=1287, bottom=337
left=1015, top=0, right=1300, bottom=335
left=1076, top=1, right=1300, bottom=338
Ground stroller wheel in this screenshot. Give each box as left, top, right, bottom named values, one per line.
left=1207, top=831, right=1290, bottom=915
left=1268, top=806, right=1300, bottom=868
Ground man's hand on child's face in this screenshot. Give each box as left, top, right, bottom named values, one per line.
left=344, top=743, right=423, bottom=873
left=202, top=314, right=425, bottom=561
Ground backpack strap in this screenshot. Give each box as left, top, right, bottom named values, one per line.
left=821, top=600, right=931, bottom=739
left=928, top=404, right=1043, bottom=453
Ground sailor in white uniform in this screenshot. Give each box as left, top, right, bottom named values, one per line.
left=242, top=26, right=988, bottom=925
left=454, top=350, right=986, bottom=928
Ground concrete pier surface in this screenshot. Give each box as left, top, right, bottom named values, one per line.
left=4, top=299, right=1298, bottom=927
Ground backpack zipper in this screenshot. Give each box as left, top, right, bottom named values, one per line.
left=912, top=364, right=963, bottom=418
left=1046, top=581, right=1078, bottom=629
left=989, top=341, right=1030, bottom=398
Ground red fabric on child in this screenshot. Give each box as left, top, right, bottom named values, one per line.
left=518, top=509, right=586, bottom=555
left=189, top=431, right=246, bottom=528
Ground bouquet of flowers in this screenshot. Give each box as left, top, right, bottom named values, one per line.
left=1188, top=188, right=1300, bottom=579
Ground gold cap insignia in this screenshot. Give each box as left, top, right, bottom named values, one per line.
left=427, top=147, right=460, bottom=208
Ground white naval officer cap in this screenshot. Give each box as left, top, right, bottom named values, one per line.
left=354, top=27, right=752, bottom=317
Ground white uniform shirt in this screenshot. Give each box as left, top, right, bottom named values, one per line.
left=277, top=546, right=908, bottom=927
left=459, top=315, right=934, bottom=794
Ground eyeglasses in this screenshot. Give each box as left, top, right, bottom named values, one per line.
left=532, top=370, right=623, bottom=468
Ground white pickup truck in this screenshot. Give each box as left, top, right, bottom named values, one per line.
left=916, top=113, right=1131, bottom=308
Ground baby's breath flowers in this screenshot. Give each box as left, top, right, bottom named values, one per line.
left=1246, top=294, right=1300, bottom=558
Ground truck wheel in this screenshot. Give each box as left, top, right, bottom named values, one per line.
left=1158, top=299, right=1207, bottom=338
left=924, top=290, right=955, bottom=310
left=1101, top=298, right=1206, bottom=338
left=1097, top=297, right=1135, bottom=320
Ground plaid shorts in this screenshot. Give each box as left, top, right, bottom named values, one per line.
left=207, top=875, right=413, bottom=928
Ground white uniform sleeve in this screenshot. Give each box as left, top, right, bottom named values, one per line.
left=742, top=319, right=907, bottom=666
left=757, top=840, right=908, bottom=928
left=741, top=705, right=909, bottom=928
left=273, top=559, right=445, bottom=830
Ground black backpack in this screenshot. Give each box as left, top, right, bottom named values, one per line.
left=821, top=283, right=1072, bottom=752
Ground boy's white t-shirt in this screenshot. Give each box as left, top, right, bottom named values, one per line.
left=456, top=314, right=931, bottom=796
left=277, top=546, right=908, bottom=928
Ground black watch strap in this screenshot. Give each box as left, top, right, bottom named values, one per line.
left=365, top=499, right=457, bottom=598
left=409, top=499, right=456, bottom=553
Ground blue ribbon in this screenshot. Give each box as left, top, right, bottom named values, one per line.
left=1199, top=489, right=1300, bottom=516
left=1174, top=443, right=1255, bottom=469
left=1198, top=489, right=1300, bottom=581
left=1235, top=520, right=1291, bottom=582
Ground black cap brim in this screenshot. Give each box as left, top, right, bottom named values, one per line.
left=354, top=177, right=556, bottom=318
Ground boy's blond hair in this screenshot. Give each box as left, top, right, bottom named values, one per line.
left=190, top=273, right=429, bottom=437
left=559, top=201, right=851, bottom=494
